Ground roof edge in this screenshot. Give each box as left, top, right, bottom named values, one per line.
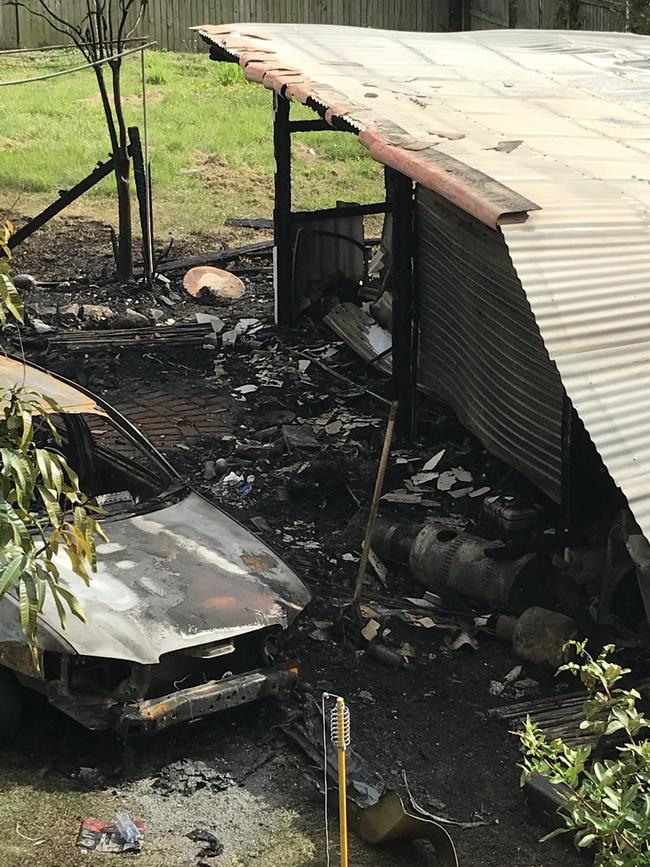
left=196, top=24, right=539, bottom=229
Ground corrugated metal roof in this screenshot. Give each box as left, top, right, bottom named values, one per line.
left=417, top=186, right=565, bottom=502
left=197, top=24, right=650, bottom=539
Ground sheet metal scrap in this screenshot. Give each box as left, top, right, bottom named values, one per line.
left=37, top=322, right=215, bottom=352
left=0, top=355, right=105, bottom=415
left=324, top=303, right=392, bottom=376
left=284, top=709, right=458, bottom=866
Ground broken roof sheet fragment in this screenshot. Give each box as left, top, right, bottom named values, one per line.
left=0, top=356, right=105, bottom=415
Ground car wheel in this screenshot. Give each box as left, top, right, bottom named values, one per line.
left=0, top=667, right=22, bottom=739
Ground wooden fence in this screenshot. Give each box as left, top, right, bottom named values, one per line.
left=468, top=0, right=625, bottom=30
left=0, top=0, right=637, bottom=53
left=0, top=1, right=450, bottom=52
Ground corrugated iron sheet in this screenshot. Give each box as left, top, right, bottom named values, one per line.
left=417, top=187, right=565, bottom=501
left=197, top=24, right=650, bottom=538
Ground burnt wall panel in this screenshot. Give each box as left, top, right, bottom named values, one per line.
left=416, top=185, right=564, bottom=502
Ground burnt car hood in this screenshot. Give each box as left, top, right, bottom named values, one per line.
left=38, top=492, right=311, bottom=664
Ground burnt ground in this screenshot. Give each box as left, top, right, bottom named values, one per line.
left=1, top=216, right=589, bottom=867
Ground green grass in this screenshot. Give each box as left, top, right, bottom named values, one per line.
left=0, top=756, right=122, bottom=867
left=0, top=50, right=383, bottom=239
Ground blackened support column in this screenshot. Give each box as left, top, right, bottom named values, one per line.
left=388, top=168, right=417, bottom=440
left=273, top=91, right=293, bottom=326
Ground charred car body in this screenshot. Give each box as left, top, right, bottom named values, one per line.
left=0, top=357, right=310, bottom=734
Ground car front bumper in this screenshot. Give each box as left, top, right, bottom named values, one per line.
left=116, top=663, right=300, bottom=735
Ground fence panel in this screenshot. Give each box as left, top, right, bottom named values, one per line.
left=576, top=0, right=623, bottom=30
left=470, top=0, right=510, bottom=29
left=0, top=0, right=449, bottom=51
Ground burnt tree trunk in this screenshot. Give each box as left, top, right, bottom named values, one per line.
left=110, top=58, right=133, bottom=281
left=94, top=62, right=133, bottom=282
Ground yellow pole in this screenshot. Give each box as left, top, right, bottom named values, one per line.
left=335, top=697, right=349, bottom=867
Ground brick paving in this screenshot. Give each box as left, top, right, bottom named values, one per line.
left=107, top=376, right=232, bottom=447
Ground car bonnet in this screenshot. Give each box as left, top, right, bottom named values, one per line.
left=38, top=491, right=311, bottom=664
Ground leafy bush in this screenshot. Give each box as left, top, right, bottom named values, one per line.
left=146, top=51, right=168, bottom=86
left=518, top=641, right=650, bottom=866
left=1, top=222, right=104, bottom=670
left=215, top=62, right=246, bottom=87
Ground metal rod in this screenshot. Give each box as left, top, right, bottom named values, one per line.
left=335, top=697, right=349, bottom=867
left=140, top=48, right=155, bottom=283
left=0, top=36, right=148, bottom=56
left=0, top=41, right=156, bottom=87
left=353, top=400, right=398, bottom=605
left=273, top=92, right=293, bottom=326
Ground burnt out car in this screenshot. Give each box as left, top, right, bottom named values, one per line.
left=0, top=357, right=310, bottom=735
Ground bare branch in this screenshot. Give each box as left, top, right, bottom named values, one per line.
left=125, top=0, right=147, bottom=42
left=117, top=0, right=137, bottom=48
left=34, top=0, right=85, bottom=41
left=6, top=1, right=92, bottom=61
left=94, top=0, right=110, bottom=60
left=106, top=0, right=115, bottom=49
left=83, top=2, right=100, bottom=61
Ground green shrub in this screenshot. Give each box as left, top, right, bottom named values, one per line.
left=146, top=52, right=168, bottom=86
left=215, top=63, right=246, bottom=87
left=518, top=641, right=650, bottom=866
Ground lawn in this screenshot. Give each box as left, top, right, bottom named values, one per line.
left=0, top=49, right=383, bottom=240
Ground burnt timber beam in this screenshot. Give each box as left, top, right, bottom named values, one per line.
left=388, top=168, right=417, bottom=440
left=288, top=119, right=334, bottom=133
left=290, top=201, right=390, bottom=224
left=6, top=155, right=116, bottom=251
left=273, top=92, right=293, bottom=326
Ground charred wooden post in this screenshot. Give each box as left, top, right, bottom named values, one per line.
left=449, top=0, right=471, bottom=30
left=128, top=126, right=154, bottom=285
left=388, top=168, right=418, bottom=440
left=273, top=92, right=293, bottom=326
left=561, top=392, right=573, bottom=536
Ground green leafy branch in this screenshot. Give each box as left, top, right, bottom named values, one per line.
left=517, top=642, right=650, bottom=867
left=0, top=221, right=105, bottom=671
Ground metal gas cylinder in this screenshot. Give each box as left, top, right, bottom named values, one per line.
left=370, top=515, right=420, bottom=565
left=408, top=522, right=553, bottom=610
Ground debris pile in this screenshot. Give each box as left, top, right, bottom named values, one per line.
left=153, top=759, right=235, bottom=797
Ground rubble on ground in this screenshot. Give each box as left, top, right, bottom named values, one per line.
left=4, top=217, right=631, bottom=867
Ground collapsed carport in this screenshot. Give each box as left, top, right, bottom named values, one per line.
left=195, top=23, right=650, bottom=622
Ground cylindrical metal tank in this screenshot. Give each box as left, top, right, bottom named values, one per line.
left=409, top=523, right=553, bottom=610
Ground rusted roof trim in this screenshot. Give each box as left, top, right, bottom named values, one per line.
left=195, top=24, right=539, bottom=230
